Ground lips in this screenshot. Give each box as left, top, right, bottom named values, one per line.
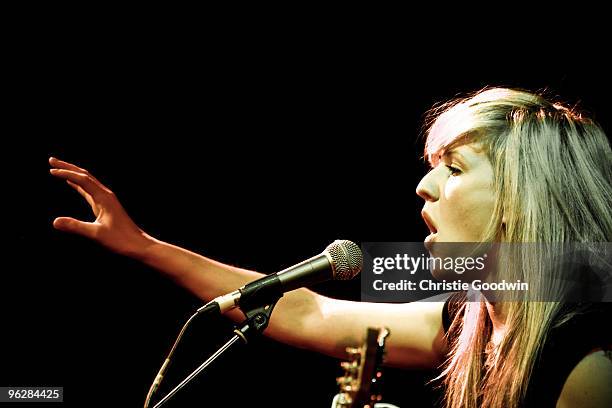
left=421, top=211, right=438, bottom=234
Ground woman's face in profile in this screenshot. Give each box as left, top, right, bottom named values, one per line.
left=417, top=143, right=496, bottom=244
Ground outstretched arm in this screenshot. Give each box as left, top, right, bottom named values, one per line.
left=50, top=157, right=447, bottom=368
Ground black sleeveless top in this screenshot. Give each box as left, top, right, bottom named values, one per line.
left=442, top=292, right=612, bottom=407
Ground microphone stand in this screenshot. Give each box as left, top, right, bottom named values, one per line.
left=151, top=297, right=281, bottom=408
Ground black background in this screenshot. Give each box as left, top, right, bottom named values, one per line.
left=3, top=18, right=610, bottom=407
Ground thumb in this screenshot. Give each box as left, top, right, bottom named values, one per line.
left=53, top=217, right=98, bottom=239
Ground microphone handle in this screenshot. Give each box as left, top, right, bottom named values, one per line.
left=276, top=252, right=332, bottom=292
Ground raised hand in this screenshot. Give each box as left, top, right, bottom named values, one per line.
left=49, top=157, right=152, bottom=258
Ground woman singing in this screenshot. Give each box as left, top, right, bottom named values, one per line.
left=50, top=87, right=612, bottom=407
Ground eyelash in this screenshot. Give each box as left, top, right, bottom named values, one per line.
left=445, top=165, right=461, bottom=175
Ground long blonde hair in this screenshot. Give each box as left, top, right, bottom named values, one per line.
left=424, top=88, right=612, bottom=407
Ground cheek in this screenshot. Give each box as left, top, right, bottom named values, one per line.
left=443, top=177, right=475, bottom=221
left=444, top=175, right=462, bottom=197
left=442, top=178, right=495, bottom=238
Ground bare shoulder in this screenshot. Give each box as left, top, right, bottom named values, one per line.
left=556, top=349, right=612, bottom=408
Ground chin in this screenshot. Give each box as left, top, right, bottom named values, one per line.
left=430, top=266, right=460, bottom=282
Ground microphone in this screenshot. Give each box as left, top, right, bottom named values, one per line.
left=205, top=240, right=363, bottom=314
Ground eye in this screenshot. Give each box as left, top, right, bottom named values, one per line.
left=445, top=164, right=461, bottom=176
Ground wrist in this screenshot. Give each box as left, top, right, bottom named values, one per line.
left=128, top=232, right=161, bottom=263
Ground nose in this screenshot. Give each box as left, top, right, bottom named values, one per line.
left=416, top=169, right=439, bottom=202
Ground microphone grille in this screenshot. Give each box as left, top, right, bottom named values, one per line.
left=325, top=240, right=362, bottom=280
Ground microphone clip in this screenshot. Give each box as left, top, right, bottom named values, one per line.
left=238, top=274, right=284, bottom=312
left=236, top=276, right=284, bottom=342
left=235, top=297, right=281, bottom=344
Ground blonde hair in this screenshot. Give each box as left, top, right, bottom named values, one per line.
left=424, top=88, right=612, bottom=407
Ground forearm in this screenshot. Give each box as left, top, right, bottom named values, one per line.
left=137, top=236, right=260, bottom=301
left=135, top=236, right=323, bottom=340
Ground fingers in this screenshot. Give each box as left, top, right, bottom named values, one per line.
left=49, top=157, right=107, bottom=189
left=49, top=157, right=86, bottom=173
left=50, top=158, right=105, bottom=238
left=49, top=168, right=109, bottom=200
left=53, top=217, right=98, bottom=239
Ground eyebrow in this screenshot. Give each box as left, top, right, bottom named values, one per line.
left=427, top=148, right=469, bottom=168
left=441, top=150, right=469, bottom=167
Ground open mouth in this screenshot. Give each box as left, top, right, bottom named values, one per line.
left=421, top=211, right=438, bottom=235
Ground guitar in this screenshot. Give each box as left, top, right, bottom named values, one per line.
left=332, top=327, right=390, bottom=408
